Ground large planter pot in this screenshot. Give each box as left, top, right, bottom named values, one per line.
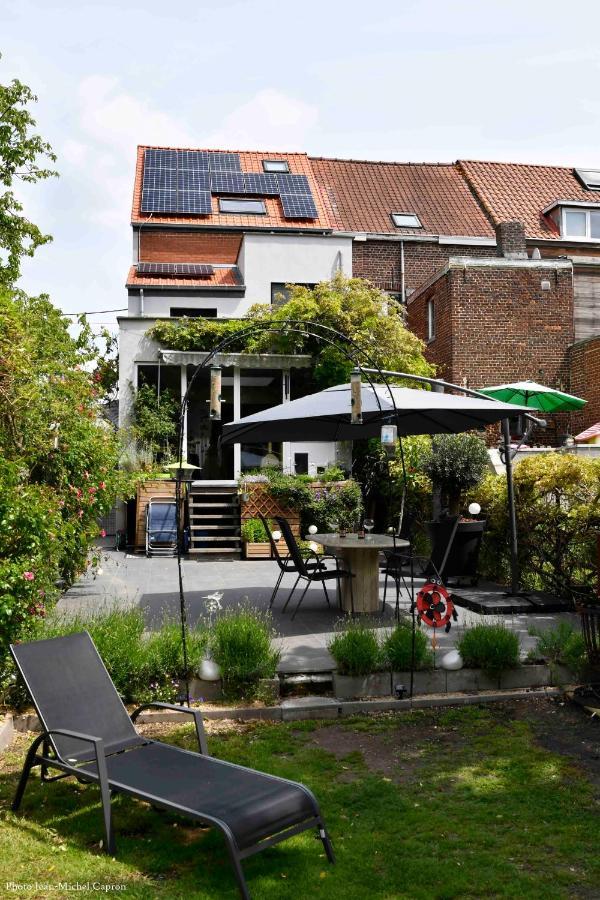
left=427, top=519, right=485, bottom=582
left=332, top=671, right=392, bottom=699
left=244, top=541, right=273, bottom=559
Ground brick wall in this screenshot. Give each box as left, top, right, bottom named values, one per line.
left=407, top=261, right=574, bottom=390
left=569, top=336, right=600, bottom=434
left=352, top=240, right=494, bottom=296
left=140, top=230, right=242, bottom=263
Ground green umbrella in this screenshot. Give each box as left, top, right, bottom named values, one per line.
left=479, top=380, right=586, bottom=413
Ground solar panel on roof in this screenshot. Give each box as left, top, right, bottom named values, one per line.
left=208, top=151, right=242, bottom=172
left=177, top=170, right=210, bottom=192
left=176, top=191, right=212, bottom=214
left=144, top=149, right=177, bottom=169
left=276, top=173, right=311, bottom=194
left=280, top=193, right=318, bottom=219
left=141, top=189, right=177, bottom=212
left=143, top=169, right=177, bottom=191
left=177, top=150, right=210, bottom=170
left=244, top=173, right=280, bottom=195
left=137, top=262, right=214, bottom=278
left=210, top=172, right=246, bottom=194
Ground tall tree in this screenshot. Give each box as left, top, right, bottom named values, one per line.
left=0, top=68, right=57, bottom=286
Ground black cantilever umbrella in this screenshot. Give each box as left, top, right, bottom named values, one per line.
left=221, top=382, right=529, bottom=445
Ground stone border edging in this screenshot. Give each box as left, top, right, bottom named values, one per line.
left=10, top=686, right=563, bottom=733
left=0, top=714, right=14, bottom=753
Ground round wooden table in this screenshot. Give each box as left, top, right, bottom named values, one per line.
left=310, top=533, right=409, bottom=614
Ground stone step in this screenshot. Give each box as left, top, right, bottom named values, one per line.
left=188, top=547, right=241, bottom=555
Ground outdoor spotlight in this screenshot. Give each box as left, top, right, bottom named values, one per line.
left=350, top=368, right=363, bottom=424
left=394, top=684, right=407, bottom=699
left=272, top=530, right=282, bottom=542
left=468, top=502, right=481, bottom=516
left=210, top=366, right=222, bottom=420
left=563, top=434, right=576, bottom=448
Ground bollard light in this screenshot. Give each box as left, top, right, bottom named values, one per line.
left=468, top=502, right=481, bottom=516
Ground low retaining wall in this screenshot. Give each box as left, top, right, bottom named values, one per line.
left=0, top=714, right=14, bottom=753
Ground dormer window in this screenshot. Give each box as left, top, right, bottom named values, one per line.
left=391, top=212, right=422, bottom=229
left=562, top=207, right=600, bottom=240
left=263, top=160, right=289, bottom=173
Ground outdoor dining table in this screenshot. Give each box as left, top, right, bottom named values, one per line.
left=310, top=533, right=409, bottom=614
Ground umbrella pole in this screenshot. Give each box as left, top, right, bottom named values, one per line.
left=502, top=418, right=520, bottom=597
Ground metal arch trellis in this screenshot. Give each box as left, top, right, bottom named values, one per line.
left=171, top=318, right=417, bottom=706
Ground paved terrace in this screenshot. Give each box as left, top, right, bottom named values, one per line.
left=57, top=545, right=578, bottom=674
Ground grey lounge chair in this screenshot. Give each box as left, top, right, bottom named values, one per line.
left=10, top=632, right=335, bottom=899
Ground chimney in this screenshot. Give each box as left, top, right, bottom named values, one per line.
left=495, top=220, right=527, bottom=259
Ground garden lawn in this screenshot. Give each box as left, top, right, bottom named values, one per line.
left=1, top=701, right=599, bottom=899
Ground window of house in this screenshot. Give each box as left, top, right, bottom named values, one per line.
left=562, top=207, right=600, bottom=240
left=219, top=198, right=266, bottom=215
left=170, top=308, right=217, bottom=318
left=427, top=298, right=435, bottom=341
left=271, top=282, right=316, bottom=306
left=263, top=159, right=289, bottom=173
left=391, top=212, right=422, bottom=229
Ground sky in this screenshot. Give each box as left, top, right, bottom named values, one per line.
left=4, top=0, right=600, bottom=333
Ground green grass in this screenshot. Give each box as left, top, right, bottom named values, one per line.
left=1, top=704, right=599, bottom=898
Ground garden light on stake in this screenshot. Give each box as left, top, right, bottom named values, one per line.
left=351, top=368, right=362, bottom=424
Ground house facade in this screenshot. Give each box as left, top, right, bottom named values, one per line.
left=120, top=147, right=600, bottom=481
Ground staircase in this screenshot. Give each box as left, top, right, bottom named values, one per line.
left=187, top=483, right=241, bottom=558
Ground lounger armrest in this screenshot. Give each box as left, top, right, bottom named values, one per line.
left=39, top=728, right=110, bottom=791
left=130, top=702, right=208, bottom=755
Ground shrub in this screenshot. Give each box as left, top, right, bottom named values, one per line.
left=328, top=619, right=381, bottom=676
left=306, top=480, right=364, bottom=532
left=382, top=621, right=432, bottom=671
left=529, top=623, right=587, bottom=676
left=423, top=433, right=489, bottom=515
left=210, top=607, right=279, bottom=699
left=241, top=518, right=269, bottom=543
left=457, top=623, right=520, bottom=678
left=476, top=454, right=600, bottom=601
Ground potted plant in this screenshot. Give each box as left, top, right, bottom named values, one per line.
left=329, top=619, right=390, bottom=698
left=423, top=434, right=488, bottom=582
left=241, top=517, right=277, bottom=559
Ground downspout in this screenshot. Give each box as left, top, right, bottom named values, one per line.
left=140, top=288, right=144, bottom=317
left=400, top=240, right=405, bottom=304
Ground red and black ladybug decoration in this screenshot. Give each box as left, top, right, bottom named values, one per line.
left=414, top=582, right=457, bottom=633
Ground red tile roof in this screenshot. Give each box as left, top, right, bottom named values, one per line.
left=131, top=146, right=334, bottom=230
left=309, top=157, right=494, bottom=237
left=126, top=265, right=242, bottom=289
left=458, top=160, right=600, bottom=240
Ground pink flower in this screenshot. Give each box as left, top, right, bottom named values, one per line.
left=22, top=571, right=35, bottom=581
left=78, top=509, right=84, bottom=518
left=100, top=529, right=106, bottom=538
left=88, top=486, right=97, bottom=494
left=98, top=481, right=106, bottom=490
left=76, top=488, right=83, bottom=499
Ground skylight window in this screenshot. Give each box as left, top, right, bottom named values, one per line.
left=575, top=169, right=600, bottom=191
left=391, top=212, right=422, bottom=229
left=263, top=160, right=289, bottom=173
left=219, top=198, right=266, bottom=215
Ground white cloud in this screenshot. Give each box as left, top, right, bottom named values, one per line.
left=205, top=88, right=319, bottom=151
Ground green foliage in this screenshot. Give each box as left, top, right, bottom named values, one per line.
left=319, top=464, right=346, bottom=482
left=241, top=517, right=270, bottom=543
left=0, top=70, right=58, bottom=286
left=382, top=621, right=432, bottom=671
left=423, top=432, right=489, bottom=514
left=328, top=619, right=381, bottom=676
left=210, top=607, right=280, bottom=699
left=307, top=480, right=364, bottom=532
left=3, top=608, right=208, bottom=708
left=529, top=623, right=587, bottom=676
left=457, top=623, right=520, bottom=677
left=259, top=468, right=314, bottom=511
left=148, top=274, right=434, bottom=389
left=132, top=384, right=179, bottom=461
left=476, top=454, right=600, bottom=601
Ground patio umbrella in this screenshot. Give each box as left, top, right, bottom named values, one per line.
left=478, top=380, right=586, bottom=413
left=221, top=382, right=530, bottom=445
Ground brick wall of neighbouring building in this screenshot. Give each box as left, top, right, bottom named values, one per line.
left=139, top=230, right=242, bottom=263
left=569, top=336, right=600, bottom=435
left=352, top=240, right=496, bottom=294
left=407, top=259, right=574, bottom=390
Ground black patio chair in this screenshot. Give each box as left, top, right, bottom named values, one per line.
left=258, top=513, right=325, bottom=609
left=381, top=515, right=459, bottom=619
left=274, top=516, right=355, bottom=618
left=10, top=632, right=335, bottom=900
